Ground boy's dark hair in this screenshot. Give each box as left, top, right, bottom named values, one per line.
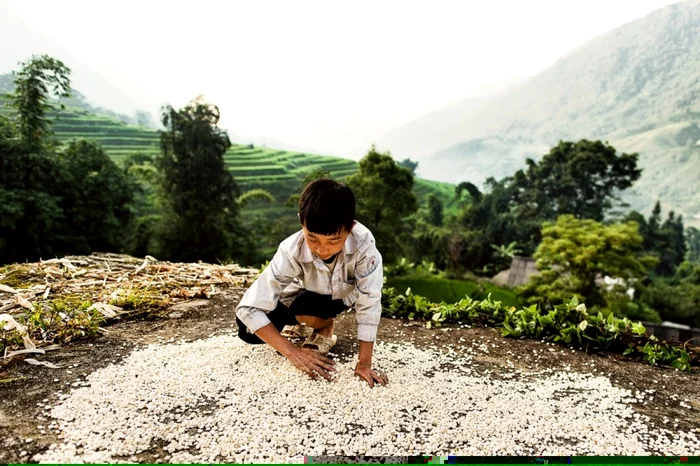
left=298, top=178, right=355, bottom=235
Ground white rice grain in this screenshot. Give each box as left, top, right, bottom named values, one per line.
left=34, top=334, right=699, bottom=463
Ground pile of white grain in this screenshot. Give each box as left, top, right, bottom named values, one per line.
left=34, top=333, right=699, bottom=463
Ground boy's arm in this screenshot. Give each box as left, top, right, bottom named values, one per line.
left=355, top=340, right=389, bottom=387
left=352, top=241, right=387, bottom=386
left=236, top=245, right=301, bottom=334
left=236, top=245, right=336, bottom=380
left=353, top=242, right=383, bottom=343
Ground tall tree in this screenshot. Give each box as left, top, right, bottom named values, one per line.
left=0, top=56, right=71, bottom=264
left=155, top=96, right=241, bottom=262
left=426, top=194, right=444, bottom=227
left=7, top=55, right=71, bottom=153
left=345, top=146, right=417, bottom=261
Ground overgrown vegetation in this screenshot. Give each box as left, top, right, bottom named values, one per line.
left=108, top=288, right=171, bottom=320
left=382, top=289, right=695, bottom=372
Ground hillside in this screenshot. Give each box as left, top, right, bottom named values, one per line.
left=378, top=0, right=700, bottom=227
left=0, top=102, right=457, bottom=252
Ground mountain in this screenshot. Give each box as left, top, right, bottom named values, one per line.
left=379, top=0, right=700, bottom=226
left=376, top=77, right=528, bottom=160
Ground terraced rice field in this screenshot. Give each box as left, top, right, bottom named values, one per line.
left=0, top=104, right=458, bottom=251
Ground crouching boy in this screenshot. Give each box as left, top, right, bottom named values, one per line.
left=235, top=178, right=388, bottom=387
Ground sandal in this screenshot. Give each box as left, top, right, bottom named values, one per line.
left=301, top=333, right=338, bottom=355
left=281, top=324, right=313, bottom=339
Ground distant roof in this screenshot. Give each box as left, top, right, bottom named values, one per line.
left=661, top=321, right=691, bottom=329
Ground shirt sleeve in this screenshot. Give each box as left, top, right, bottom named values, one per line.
left=235, top=245, right=301, bottom=334
left=353, top=240, right=383, bottom=342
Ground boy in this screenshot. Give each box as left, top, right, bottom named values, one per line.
left=235, top=179, right=388, bottom=387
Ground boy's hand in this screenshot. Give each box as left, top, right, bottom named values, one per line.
left=286, top=347, right=336, bottom=381
left=354, top=362, right=389, bottom=388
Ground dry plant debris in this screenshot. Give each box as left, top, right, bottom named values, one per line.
left=0, top=253, right=258, bottom=360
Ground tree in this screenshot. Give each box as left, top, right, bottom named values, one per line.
left=687, top=227, right=700, bottom=263
left=6, top=55, right=71, bottom=153
left=398, top=158, right=418, bottom=175
left=154, top=96, right=241, bottom=263
left=446, top=139, right=642, bottom=274
left=0, top=117, right=65, bottom=263
left=490, top=241, right=522, bottom=261
left=511, top=140, right=642, bottom=223
left=56, top=139, right=134, bottom=254
left=0, top=56, right=72, bottom=264
left=455, top=181, right=482, bottom=204
left=427, top=194, right=444, bottom=227
left=639, top=261, right=700, bottom=328
left=448, top=177, right=522, bottom=272
left=0, top=56, right=138, bottom=264
left=624, top=202, right=687, bottom=277
left=345, top=146, right=417, bottom=261
left=520, top=215, right=657, bottom=310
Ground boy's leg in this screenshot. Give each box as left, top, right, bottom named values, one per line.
left=295, top=315, right=334, bottom=338
left=289, top=291, right=347, bottom=338
left=236, top=301, right=296, bottom=344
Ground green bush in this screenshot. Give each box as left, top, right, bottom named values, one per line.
left=637, top=262, right=700, bottom=328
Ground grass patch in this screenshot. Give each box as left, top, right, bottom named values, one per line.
left=109, top=287, right=171, bottom=320
left=0, top=264, right=47, bottom=289
left=386, top=276, right=521, bottom=308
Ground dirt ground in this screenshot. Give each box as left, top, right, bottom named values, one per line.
left=1, top=290, right=699, bottom=463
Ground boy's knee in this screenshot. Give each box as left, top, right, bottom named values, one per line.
left=295, top=315, right=332, bottom=329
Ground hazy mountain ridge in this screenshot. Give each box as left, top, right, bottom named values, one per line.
left=381, top=0, right=700, bottom=225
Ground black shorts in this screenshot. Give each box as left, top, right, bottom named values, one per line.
left=236, top=290, right=347, bottom=344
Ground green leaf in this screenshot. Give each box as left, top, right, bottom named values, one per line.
left=578, top=320, right=588, bottom=331
left=432, top=312, right=442, bottom=322
left=538, top=315, right=553, bottom=326
left=571, top=295, right=578, bottom=306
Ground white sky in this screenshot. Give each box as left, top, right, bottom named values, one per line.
left=5, top=0, right=681, bottom=157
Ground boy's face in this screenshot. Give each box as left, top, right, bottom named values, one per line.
left=302, top=223, right=355, bottom=261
